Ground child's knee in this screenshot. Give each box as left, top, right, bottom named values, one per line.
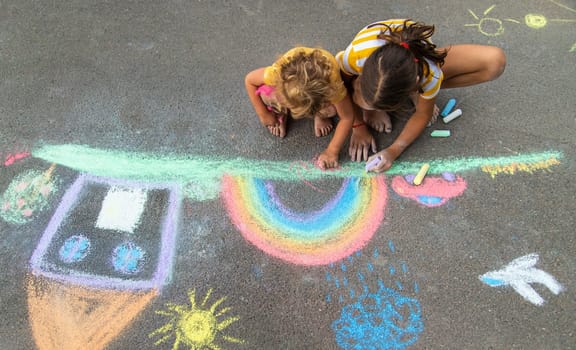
left=487, top=47, right=506, bottom=81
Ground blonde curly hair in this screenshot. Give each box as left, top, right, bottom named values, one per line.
left=276, top=49, right=338, bottom=118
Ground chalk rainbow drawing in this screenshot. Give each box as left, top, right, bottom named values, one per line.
left=27, top=173, right=181, bottom=350
left=149, top=288, right=244, bottom=349
left=222, top=175, right=387, bottom=266
left=328, top=244, right=423, bottom=349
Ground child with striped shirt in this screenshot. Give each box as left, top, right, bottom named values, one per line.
left=336, top=19, right=506, bottom=171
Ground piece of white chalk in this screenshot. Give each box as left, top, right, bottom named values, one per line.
left=413, top=163, right=430, bottom=186
left=365, top=156, right=382, bottom=172
left=443, top=108, right=462, bottom=124
left=430, top=130, right=451, bottom=137
left=441, top=98, right=456, bottom=117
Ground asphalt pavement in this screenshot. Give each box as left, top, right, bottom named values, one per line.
left=0, top=1, right=575, bottom=349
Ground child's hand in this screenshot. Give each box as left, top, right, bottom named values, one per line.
left=366, top=148, right=396, bottom=172
left=259, top=111, right=279, bottom=127
left=316, top=151, right=339, bottom=170
left=348, top=125, right=377, bottom=162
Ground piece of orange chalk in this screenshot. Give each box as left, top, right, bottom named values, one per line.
left=413, top=163, right=430, bottom=186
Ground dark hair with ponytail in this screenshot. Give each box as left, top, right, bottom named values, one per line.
left=360, top=20, right=448, bottom=112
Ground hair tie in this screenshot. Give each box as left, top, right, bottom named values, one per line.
left=256, top=85, right=275, bottom=97
left=399, top=42, right=418, bottom=62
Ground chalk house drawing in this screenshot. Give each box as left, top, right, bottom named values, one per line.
left=27, top=173, right=180, bottom=350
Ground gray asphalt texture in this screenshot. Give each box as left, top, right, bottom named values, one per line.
left=1, top=1, right=575, bottom=349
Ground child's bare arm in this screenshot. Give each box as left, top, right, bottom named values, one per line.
left=316, top=95, right=355, bottom=169
left=245, top=68, right=278, bottom=126
left=369, top=96, right=435, bottom=172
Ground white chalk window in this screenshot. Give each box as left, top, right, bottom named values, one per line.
left=95, top=187, right=148, bottom=233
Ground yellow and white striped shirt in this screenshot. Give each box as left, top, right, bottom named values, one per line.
left=336, top=19, right=443, bottom=100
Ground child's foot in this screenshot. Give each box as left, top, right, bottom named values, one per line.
left=314, top=116, right=334, bottom=137
left=267, top=114, right=288, bottom=138
left=364, top=110, right=392, bottom=133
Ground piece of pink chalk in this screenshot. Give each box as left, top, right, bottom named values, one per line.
left=4, top=152, right=30, bottom=166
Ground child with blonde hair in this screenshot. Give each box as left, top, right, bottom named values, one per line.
left=337, top=19, right=506, bottom=170
left=245, top=47, right=355, bottom=170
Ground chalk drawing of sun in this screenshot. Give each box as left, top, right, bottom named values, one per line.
left=149, top=289, right=245, bottom=349
left=466, top=5, right=520, bottom=36
left=466, top=1, right=576, bottom=37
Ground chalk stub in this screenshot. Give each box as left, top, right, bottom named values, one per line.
left=443, top=109, right=462, bottom=124
left=441, top=98, right=457, bottom=117
left=365, top=156, right=382, bottom=172
left=413, top=163, right=430, bottom=186
left=431, top=130, right=451, bottom=137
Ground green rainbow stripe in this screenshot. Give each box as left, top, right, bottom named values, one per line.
left=221, top=175, right=387, bottom=265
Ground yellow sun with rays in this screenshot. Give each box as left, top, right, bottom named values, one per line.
left=150, top=289, right=244, bottom=349
left=466, top=1, right=576, bottom=36
left=466, top=5, right=520, bottom=37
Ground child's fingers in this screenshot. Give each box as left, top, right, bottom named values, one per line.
left=323, top=160, right=338, bottom=169
left=376, top=159, right=392, bottom=172
left=361, top=147, right=369, bottom=162
left=367, top=156, right=389, bottom=173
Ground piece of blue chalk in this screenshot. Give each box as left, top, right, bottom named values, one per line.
left=440, top=98, right=456, bottom=117
left=365, top=156, right=382, bottom=172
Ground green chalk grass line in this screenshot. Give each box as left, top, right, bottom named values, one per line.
left=32, top=144, right=562, bottom=183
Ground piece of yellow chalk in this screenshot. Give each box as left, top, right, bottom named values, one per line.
left=413, top=163, right=430, bottom=186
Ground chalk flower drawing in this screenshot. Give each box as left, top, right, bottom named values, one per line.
left=150, top=289, right=244, bottom=349
left=0, top=166, right=58, bottom=224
